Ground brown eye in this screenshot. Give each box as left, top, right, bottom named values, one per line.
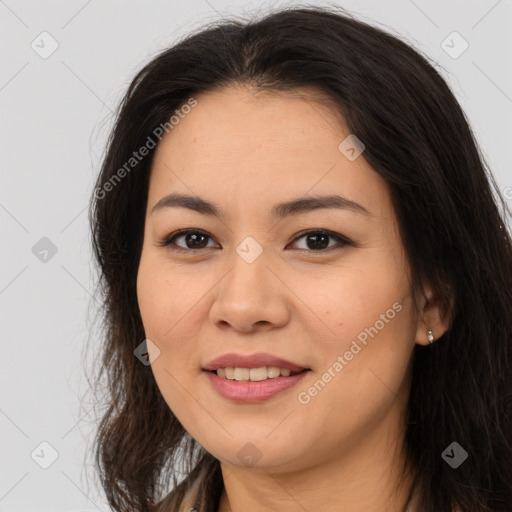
left=158, top=228, right=351, bottom=253
left=289, top=230, right=351, bottom=251
left=158, top=229, right=218, bottom=251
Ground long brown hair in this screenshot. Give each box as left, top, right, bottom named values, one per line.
left=87, top=5, right=512, bottom=511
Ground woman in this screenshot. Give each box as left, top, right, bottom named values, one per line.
left=88, top=5, right=512, bottom=512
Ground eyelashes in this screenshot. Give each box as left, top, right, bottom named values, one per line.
left=157, top=228, right=352, bottom=253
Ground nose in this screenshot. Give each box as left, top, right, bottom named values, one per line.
left=208, top=248, right=291, bottom=333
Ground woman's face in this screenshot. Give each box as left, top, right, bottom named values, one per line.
left=137, top=85, right=424, bottom=473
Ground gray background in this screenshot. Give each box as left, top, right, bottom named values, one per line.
left=1, top=0, right=511, bottom=510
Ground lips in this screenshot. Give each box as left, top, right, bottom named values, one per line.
left=203, top=352, right=310, bottom=373
left=205, top=369, right=309, bottom=403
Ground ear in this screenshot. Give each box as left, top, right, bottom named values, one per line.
left=414, top=281, right=453, bottom=346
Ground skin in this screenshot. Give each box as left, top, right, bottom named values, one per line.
left=136, top=84, right=450, bottom=512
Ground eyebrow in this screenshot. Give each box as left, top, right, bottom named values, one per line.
left=151, top=192, right=372, bottom=218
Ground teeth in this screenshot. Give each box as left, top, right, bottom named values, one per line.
left=214, top=366, right=299, bottom=381
left=267, top=367, right=282, bottom=378
left=234, top=367, right=250, bottom=380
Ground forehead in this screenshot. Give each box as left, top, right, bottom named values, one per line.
left=147, top=84, right=391, bottom=220
left=157, top=84, right=348, bottom=153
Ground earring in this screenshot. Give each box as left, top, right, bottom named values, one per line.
left=427, top=329, right=435, bottom=344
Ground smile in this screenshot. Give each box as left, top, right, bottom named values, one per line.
left=204, top=368, right=311, bottom=403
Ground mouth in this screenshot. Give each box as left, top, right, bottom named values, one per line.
left=206, top=367, right=311, bottom=381
left=203, top=367, right=312, bottom=403
left=204, top=367, right=311, bottom=404
left=203, top=352, right=310, bottom=375
left=202, top=353, right=312, bottom=402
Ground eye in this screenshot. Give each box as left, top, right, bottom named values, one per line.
left=157, top=228, right=352, bottom=252
left=157, top=229, right=218, bottom=251
left=290, top=229, right=352, bottom=251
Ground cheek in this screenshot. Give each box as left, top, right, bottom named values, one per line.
left=136, top=257, right=204, bottom=421
left=312, top=256, right=410, bottom=340
left=136, top=254, right=213, bottom=378
left=136, top=259, right=165, bottom=338
left=305, top=257, right=415, bottom=399
left=137, top=254, right=195, bottom=340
